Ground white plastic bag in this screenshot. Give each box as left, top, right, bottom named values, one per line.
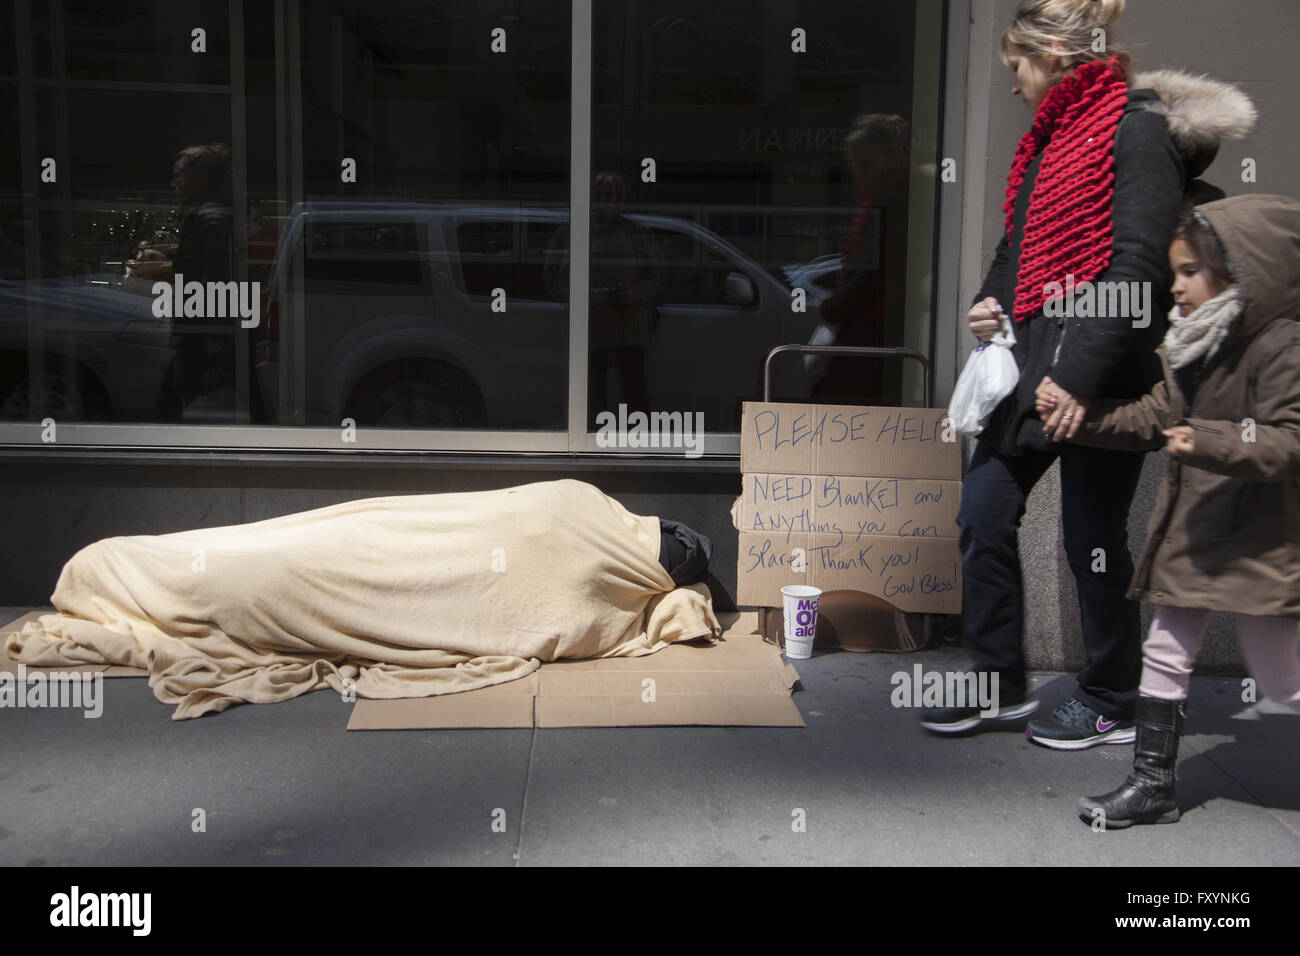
left=803, top=320, right=841, bottom=380
left=948, top=312, right=1018, bottom=435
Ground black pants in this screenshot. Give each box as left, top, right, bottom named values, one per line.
left=957, top=439, right=1146, bottom=718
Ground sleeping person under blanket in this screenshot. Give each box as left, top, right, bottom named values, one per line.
left=7, top=479, right=719, bottom=719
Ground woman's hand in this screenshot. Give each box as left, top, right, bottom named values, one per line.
left=1038, top=376, right=1089, bottom=441
left=1035, top=376, right=1059, bottom=416
left=1163, top=426, right=1195, bottom=458
left=968, top=297, right=1002, bottom=343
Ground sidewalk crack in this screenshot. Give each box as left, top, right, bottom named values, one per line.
left=512, top=699, right=537, bottom=866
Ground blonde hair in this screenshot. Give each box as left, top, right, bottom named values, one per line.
left=999, top=0, right=1131, bottom=77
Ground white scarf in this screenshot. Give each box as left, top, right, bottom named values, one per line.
left=1163, top=285, right=1243, bottom=370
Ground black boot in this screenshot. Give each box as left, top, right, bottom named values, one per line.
left=1078, top=696, right=1183, bottom=829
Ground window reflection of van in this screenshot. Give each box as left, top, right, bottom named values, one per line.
left=255, top=202, right=815, bottom=432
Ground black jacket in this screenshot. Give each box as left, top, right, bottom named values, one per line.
left=976, top=88, right=1186, bottom=456
left=173, top=200, right=235, bottom=284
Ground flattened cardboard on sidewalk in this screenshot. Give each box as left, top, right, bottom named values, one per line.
left=346, top=612, right=805, bottom=730
left=3, top=610, right=800, bottom=727
left=2, top=610, right=148, bottom=678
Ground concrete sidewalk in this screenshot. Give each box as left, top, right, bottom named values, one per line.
left=1, top=606, right=1296, bottom=867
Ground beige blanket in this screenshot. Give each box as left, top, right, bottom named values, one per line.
left=7, top=479, right=720, bottom=719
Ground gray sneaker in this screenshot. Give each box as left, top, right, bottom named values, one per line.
left=919, top=697, right=1039, bottom=734
left=1027, top=696, right=1135, bottom=750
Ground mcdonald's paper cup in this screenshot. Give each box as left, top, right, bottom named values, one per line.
left=781, top=585, right=822, bottom=660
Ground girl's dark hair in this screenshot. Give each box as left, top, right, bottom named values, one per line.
left=1174, top=206, right=1233, bottom=288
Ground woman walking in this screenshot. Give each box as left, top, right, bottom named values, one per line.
left=921, top=0, right=1255, bottom=746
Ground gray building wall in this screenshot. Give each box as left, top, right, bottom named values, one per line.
left=958, top=0, right=1300, bottom=674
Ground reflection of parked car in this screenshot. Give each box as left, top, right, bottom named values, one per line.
left=255, top=203, right=817, bottom=431
left=0, top=235, right=176, bottom=421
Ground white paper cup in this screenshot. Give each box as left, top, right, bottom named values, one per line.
left=780, top=585, right=822, bottom=660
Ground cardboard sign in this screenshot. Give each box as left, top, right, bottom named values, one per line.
left=735, top=402, right=963, bottom=614
left=741, top=403, right=959, bottom=479
left=735, top=474, right=961, bottom=538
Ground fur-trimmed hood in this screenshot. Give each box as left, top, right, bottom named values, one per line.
left=1198, top=194, right=1300, bottom=340
left=1132, top=69, right=1257, bottom=179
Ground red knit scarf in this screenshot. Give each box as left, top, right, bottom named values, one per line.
left=1005, top=56, right=1130, bottom=322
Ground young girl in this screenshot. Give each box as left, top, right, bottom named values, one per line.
left=1038, top=195, right=1300, bottom=827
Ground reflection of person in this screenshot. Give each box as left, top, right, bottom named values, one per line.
left=922, top=0, right=1196, bottom=744
left=170, top=144, right=235, bottom=281
left=149, top=144, right=236, bottom=418
left=1036, top=197, right=1300, bottom=827
left=128, top=144, right=234, bottom=283
left=545, top=172, right=664, bottom=422
left=812, top=114, right=909, bottom=404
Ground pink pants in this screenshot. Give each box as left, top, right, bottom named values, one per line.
left=1141, top=605, right=1300, bottom=710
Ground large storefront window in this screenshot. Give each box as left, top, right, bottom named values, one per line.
left=277, top=0, right=572, bottom=431
left=590, top=1, right=944, bottom=434
left=4, top=0, right=243, bottom=425
left=0, top=0, right=947, bottom=450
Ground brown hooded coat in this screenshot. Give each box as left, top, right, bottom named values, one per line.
left=1078, top=194, right=1300, bottom=619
